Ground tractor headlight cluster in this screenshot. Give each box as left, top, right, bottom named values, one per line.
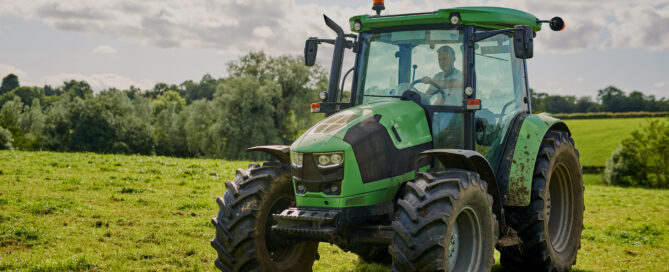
left=290, top=151, right=303, bottom=168
left=315, top=152, right=344, bottom=167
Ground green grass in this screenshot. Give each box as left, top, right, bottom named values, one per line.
left=565, top=117, right=668, bottom=167
left=1, top=151, right=667, bottom=271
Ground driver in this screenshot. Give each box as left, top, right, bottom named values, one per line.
left=421, top=45, right=463, bottom=105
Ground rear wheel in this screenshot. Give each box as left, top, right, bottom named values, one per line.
left=211, top=162, right=318, bottom=272
left=501, top=130, right=584, bottom=271
left=390, top=170, right=495, bottom=271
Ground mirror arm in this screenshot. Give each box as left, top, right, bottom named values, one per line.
left=471, top=28, right=513, bottom=43
left=317, top=39, right=336, bottom=45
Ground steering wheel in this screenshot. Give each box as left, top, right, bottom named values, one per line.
left=410, top=79, right=446, bottom=105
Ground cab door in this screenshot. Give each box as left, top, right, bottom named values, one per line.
left=473, top=33, right=529, bottom=170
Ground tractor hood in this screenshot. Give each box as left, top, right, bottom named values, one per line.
left=291, top=100, right=432, bottom=153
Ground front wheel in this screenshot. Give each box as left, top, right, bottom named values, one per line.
left=210, top=162, right=318, bottom=272
left=390, top=170, right=496, bottom=271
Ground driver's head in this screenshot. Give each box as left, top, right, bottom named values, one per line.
left=437, top=45, right=456, bottom=73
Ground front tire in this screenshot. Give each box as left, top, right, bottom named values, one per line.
left=390, top=170, right=496, bottom=272
left=211, top=162, right=318, bottom=272
left=501, top=130, right=584, bottom=271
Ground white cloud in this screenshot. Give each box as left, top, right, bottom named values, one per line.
left=653, top=81, right=666, bottom=88
left=252, top=26, right=273, bottom=38
left=605, top=4, right=669, bottom=50
left=0, top=64, right=27, bottom=78
left=93, top=45, right=117, bottom=54
left=0, top=0, right=667, bottom=57
left=42, top=73, right=153, bottom=92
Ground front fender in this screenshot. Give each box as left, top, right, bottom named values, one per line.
left=247, top=145, right=290, bottom=164
left=415, top=149, right=501, bottom=221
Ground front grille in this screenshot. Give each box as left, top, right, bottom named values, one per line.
left=292, top=153, right=344, bottom=195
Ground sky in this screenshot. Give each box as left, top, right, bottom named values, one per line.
left=0, top=0, right=668, bottom=99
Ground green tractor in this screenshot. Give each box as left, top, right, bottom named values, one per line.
left=211, top=3, right=583, bottom=272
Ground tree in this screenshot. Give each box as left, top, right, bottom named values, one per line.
left=0, top=86, right=43, bottom=108
left=23, top=98, right=46, bottom=149
left=574, top=96, right=599, bottom=113
left=63, top=80, right=93, bottom=99
left=226, top=51, right=326, bottom=144
left=0, top=96, right=27, bottom=149
left=42, top=94, right=74, bottom=150
left=597, top=86, right=625, bottom=112
left=0, top=126, right=12, bottom=150
left=212, top=76, right=282, bottom=159
left=0, top=74, right=19, bottom=95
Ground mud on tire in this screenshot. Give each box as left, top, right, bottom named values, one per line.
left=390, top=169, right=496, bottom=272
left=500, top=130, right=584, bottom=272
left=211, top=162, right=318, bottom=272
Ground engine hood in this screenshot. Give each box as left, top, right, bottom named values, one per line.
left=291, top=100, right=432, bottom=153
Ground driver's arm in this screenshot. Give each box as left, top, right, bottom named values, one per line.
left=424, top=77, right=462, bottom=89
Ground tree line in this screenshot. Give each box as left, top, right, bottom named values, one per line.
left=1, top=51, right=666, bottom=159
left=531, top=87, right=669, bottom=113
left=0, top=52, right=326, bottom=160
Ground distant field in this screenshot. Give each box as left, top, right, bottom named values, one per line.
left=0, top=151, right=667, bottom=271
left=564, top=117, right=668, bottom=167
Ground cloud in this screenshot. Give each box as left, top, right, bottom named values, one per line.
left=93, top=45, right=117, bottom=54
left=42, top=73, right=153, bottom=92
left=0, top=64, right=27, bottom=78
left=605, top=4, right=669, bottom=50
left=0, top=0, right=667, bottom=58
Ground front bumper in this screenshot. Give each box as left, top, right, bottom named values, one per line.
left=271, top=203, right=394, bottom=244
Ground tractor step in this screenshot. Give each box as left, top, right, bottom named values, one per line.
left=272, top=207, right=341, bottom=243
left=273, top=207, right=338, bottom=223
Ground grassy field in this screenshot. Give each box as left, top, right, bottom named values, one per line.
left=564, top=117, right=668, bottom=167
left=0, top=118, right=667, bottom=271
left=0, top=151, right=667, bottom=271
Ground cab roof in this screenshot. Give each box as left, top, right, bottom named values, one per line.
left=349, top=7, right=542, bottom=33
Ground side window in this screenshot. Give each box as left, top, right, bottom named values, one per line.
left=474, top=34, right=526, bottom=167
left=360, top=35, right=399, bottom=104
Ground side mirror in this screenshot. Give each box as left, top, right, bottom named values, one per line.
left=513, top=25, right=533, bottom=59
left=304, top=38, right=319, bottom=66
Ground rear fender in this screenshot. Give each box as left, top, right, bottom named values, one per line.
left=246, top=145, right=290, bottom=164
left=503, top=113, right=569, bottom=206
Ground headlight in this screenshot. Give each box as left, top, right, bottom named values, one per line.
left=315, top=152, right=344, bottom=167
left=296, top=183, right=306, bottom=194
left=290, top=151, right=303, bottom=167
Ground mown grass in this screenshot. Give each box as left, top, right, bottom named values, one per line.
left=564, top=117, right=668, bottom=167
left=1, top=151, right=667, bottom=271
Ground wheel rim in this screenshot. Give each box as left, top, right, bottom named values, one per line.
left=448, top=206, right=483, bottom=271
left=265, top=196, right=302, bottom=264
left=547, top=163, right=574, bottom=252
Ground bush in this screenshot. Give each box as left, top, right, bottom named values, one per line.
left=0, top=126, right=12, bottom=150
left=604, top=119, right=669, bottom=188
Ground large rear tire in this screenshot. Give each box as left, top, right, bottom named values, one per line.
left=390, top=170, right=496, bottom=272
left=501, top=130, right=584, bottom=271
left=211, top=162, right=319, bottom=272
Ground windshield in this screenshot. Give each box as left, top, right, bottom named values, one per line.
left=354, top=29, right=465, bottom=106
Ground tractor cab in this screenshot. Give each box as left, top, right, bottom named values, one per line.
left=307, top=7, right=559, bottom=171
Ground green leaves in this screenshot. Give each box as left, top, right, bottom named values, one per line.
left=605, top=119, right=669, bottom=188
